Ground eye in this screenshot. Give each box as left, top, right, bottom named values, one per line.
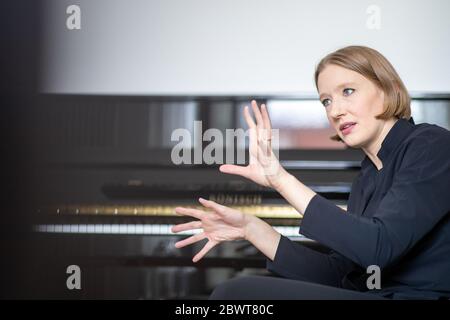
left=321, top=98, right=331, bottom=107
left=343, top=88, right=355, bottom=96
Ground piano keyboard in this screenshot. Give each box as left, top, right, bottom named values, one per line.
left=33, top=223, right=308, bottom=239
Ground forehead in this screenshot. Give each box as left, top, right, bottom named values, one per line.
left=317, top=64, right=367, bottom=94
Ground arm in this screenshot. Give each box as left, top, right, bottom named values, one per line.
left=300, top=138, right=450, bottom=269
left=243, top=214, right=281, bottom=261
left=172, top=101, right=318, bottom=263
left=272, top=170, right=317, bottom=215
left=266, top=235, right=359, bottom=287
left=174, top=199, right=357, bottom=286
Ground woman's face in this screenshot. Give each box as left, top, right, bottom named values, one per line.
left=317, top=64, right=388, bottom=149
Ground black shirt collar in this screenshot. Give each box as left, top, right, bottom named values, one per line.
left=361, top=117, right=416, bottom=170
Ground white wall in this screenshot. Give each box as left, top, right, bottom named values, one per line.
left=41, top=0, right=450, bottom=95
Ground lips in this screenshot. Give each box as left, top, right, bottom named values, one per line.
left=339, top=122, right=357, bottom=131
left=339, top=122, right=357, bottom=136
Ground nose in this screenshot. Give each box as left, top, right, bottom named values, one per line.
left=328, top=98, right=347, bottom=119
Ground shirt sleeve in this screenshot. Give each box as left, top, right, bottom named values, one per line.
left=300, top=137, right=450, bottom=269
left=266, top=235, right=358, bottom=287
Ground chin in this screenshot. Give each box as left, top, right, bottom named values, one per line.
left=341, top=135, right=364, bottom=149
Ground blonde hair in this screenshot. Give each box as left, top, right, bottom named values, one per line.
left=314, top=46, right=411, bottom=141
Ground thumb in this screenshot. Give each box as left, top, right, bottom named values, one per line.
left=219, top=164, right=249, bottom=177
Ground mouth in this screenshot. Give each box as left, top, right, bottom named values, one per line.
left=339, top=122, right=357, bottom=136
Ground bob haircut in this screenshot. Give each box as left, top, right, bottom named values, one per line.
left=314, top=46, right=411, bottom=141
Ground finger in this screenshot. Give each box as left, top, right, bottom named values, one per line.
left=251, top=100, right=264, bottom=128
left=252, top=101, right=271, bottom=147
left=260, top=104, right=273, bottom=154
left=193, top=240, right=217, bottom=263
left=243, top=106, right=256, bottom=129
left=198, top=197, right=226, bottom=214
left=171, top=221, right=202, bottom=233
left=260, top=103, right=272, bottom=132
left=175, top=207, right=205, bottom=219
left=248, top=126, right=258, bottom=163
left=175, top=232, right=206, bottom=248
left=219, top=164, right=249, bottom=178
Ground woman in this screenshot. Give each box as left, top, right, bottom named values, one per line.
left=172, top=46, right=450, bottom=300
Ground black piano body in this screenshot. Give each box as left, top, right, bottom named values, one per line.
left=26, top=94, right=363, bottom=299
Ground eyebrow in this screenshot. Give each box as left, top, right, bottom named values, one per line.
left=319, top=82, right=358, bottom=100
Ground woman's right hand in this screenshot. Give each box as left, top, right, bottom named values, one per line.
left=219, top=100, right=288, bottom=189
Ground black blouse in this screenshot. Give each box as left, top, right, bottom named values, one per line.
left=267, top=117, right=450, bottom=299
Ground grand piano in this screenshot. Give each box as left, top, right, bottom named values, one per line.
left=28, top=94, right=364, bottom=299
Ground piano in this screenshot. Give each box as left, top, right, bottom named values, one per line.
left=27, top=94, right=363, bottom=299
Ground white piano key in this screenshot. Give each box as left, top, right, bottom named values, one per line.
left=127, top=224, right=136, bottom=234
left=135, top=224, right=144, bottom=234
left=151, top=224, right=159, bottom=234
left=143, top=225, right=153, bottom=235
left=161, top=225, right=169, bottom=235
left=94, top=224, right=103, bottom=234
left=119, top=224, right=127, bottom=234
left=287, top=227, right=296, bottom=236
left=103, top=224, right=112, bottom=234
left=111, top=225, right=120, bottom=234
left=70, top=224, right=79, bottom=233
left=54, top=225, right=63, bottom=233
left=86, top=224, right=95, bottom=233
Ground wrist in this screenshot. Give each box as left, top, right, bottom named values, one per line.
left=269, top=167, right=291, bottom=190
left=242, top=214, right=257, bottom=241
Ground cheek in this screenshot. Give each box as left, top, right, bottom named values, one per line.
left=326, top=113, right=333, bottom=123
left=367, top=90, right=385, bottom=115
left=350, top=94, right=381, bottom=120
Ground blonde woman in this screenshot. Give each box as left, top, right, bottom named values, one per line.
left=172, top=46, right=450, bottom=300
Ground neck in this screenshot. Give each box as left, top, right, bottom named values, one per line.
left=361, top=118, right=398, bottom=171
